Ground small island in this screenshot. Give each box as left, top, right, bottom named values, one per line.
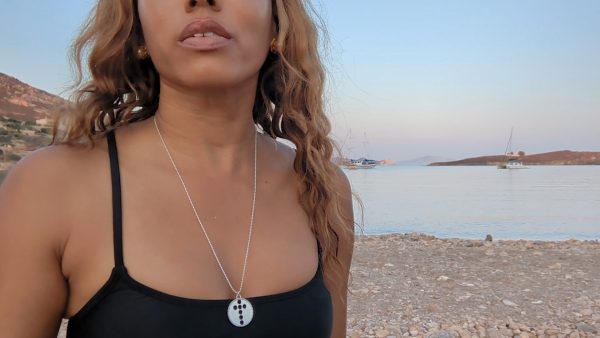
left=429, top=150, right=600, bottom=166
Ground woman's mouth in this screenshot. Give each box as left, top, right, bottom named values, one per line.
left=178, top=19, right=232, bottom=51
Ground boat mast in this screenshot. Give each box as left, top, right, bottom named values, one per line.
left=504, top=127, right=514, bottom=156
left=363, top=131, right=371, bottom=159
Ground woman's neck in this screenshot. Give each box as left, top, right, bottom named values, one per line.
left=140, top=78, right=261, bottom=177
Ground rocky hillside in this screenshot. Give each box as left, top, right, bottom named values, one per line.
left=0, top=73, right=65, bottom=175
left=430, top=150, right=600, bottom=166
left=0, top=72, right=66, bottom=121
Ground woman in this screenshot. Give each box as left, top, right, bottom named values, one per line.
left=0, top=0, right=361, bottom=337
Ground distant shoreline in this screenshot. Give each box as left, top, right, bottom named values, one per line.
left=429, top=150, right=600, bottom=166
left=357, top=231, right=599, bottom=243
left=428, top=163, right=600, bottom=166
left=359, top=231, right=599, bottom=242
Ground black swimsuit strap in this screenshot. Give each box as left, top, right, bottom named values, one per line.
left=107, top=129, right=125, bottom=268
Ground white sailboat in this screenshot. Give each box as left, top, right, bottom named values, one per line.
left=341, top=130, right=378, bottom=169
left=344, top=158, right=377, bottom=169
left=497, top=128, right=529, bottom=169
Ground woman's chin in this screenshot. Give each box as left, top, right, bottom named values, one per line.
left=169, top=77, right=249, bottom=92
left=174, top=71, right=255, bottom=90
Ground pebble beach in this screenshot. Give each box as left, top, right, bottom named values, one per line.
left=56, top=232, right=600, bottom=338
left=345, top=233, right=599, bottom=338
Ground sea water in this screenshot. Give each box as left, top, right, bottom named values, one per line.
left=345, top=165, right=600, bottom=240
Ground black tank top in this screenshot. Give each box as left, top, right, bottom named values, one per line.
left=66, top=129, right=333, bottom=338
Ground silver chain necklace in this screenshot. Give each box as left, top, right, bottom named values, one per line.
left=153, top=116, right=257, bottom=327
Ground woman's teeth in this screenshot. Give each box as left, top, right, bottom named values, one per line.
left=193, top=32, right=216, bottom=37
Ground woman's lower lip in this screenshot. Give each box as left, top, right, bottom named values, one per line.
left=177, top=35, right=231, bottom=51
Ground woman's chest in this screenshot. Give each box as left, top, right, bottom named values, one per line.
left=61, top=168, right=321, bottom=320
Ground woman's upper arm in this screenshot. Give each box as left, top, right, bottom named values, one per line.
left=0, top=148, right=70, bottom=338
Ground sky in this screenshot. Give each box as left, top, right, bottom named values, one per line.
left=1, top=0, right=598, bottom=161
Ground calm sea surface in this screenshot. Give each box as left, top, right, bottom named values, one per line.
left=344, top=165, right=600, bottom=240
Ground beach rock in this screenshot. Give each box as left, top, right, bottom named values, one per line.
left=455, top=329, right=471, bottom=338
left=548, top=262, right=562, bottom=269
left=426, top=303, right=441, bottom=312
left=502, top=299, right=519, bottom=307
left=349, top=331, right=362, bottom=338
left=575, top=322, right=598, bottom=334
left=409, top=326, right=419, bottom=336
left=426, top=322, right=440, bottom=330
left=376, top=329, right=391, bottom=337
left=426, top=331, right=458, bottom=338
left=485, top=327, right=502, bottom=338
left=507, top=319, right=518, bottom=330
left=485, top=234, right=493, bottom=241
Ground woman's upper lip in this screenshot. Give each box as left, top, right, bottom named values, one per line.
left=178, top=18, right=232, bottom=41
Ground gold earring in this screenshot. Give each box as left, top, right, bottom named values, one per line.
left=136, top=45, right=149, bottom=60
left=270, top=38, right=278, bottom=54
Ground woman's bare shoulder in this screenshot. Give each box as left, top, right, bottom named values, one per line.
left=0, top=138, right=109, bottom=246
left=4, top=138, right=107, bottom=185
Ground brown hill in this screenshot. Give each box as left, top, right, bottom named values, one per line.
left=0, top=72, right=66, bottom=121
left=0, top=73, right=67, bottom=174
left=430, top=150, right=600, bottom=166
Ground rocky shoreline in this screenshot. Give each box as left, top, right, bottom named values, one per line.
left=56, top=232, right=599, bottom=338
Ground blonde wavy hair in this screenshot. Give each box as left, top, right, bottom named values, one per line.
left=51, top=0, right=365, bottom=304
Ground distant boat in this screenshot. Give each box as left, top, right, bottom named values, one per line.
left=498, top=128, right=529, bottom=170
left=341, top=131, right=379, bottom=169
left=498, top=159, right=529, bottom=169
left=343, top=158, right=377, bottom=170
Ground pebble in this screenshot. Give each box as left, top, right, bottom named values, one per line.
left=426, top=322, right=440, bottom=330
left=575, top=322, right=598, bottom=334
left=409, top=326, right=419, bottom=336
left=502, top=299, right=519, bottom=307
left=427, top=331, right=457, bottom=338
left=485, top=327, right=502, bottom=338
left=376, top=329, right=390, bottom=337
left=548, top=262, right=562, bottom=269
